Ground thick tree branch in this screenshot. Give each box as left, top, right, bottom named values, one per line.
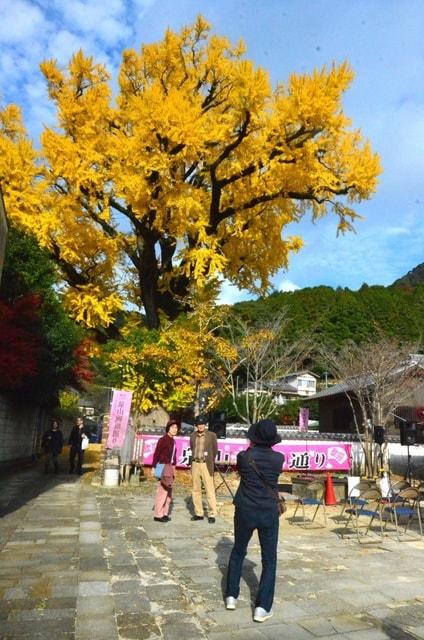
left=217, top=184, right=352, bottom=225
left=160, top=235, right=177, bottom=271
left=210, top=111, right=251, bottom=171
left=215, top=124, right=321, bottom=190
left=51, top=242, right=89, bottom=287
left=109, top=197, right=145, bottom=233
left=184, top=162, right=198, bottom=181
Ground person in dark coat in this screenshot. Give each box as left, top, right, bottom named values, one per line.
left=68, top=416, right=87, bottom=475
left=151, top=420, right=180, bottom=522
left=42, top=419, right=64, bottom=473
left=225, top=419, right=284, bottom=623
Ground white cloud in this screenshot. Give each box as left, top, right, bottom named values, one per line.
left=57, top=0, right=123, bottom=25
left=131, top=0, right=157, bottom=10
left=217, top=280, right=253, bottom=306
left=0, top=48, right=42, bottom=84
left=281, top=205, right=424, bottom=291
left=384, top=227, right=411, bottom=237
left=96, top=18, right=132, bottom=45
left=47, top=30, right=88, bottom=65
left=27, top=101, right=56, bottom=138
left=0, top=51, right=18, bottom=77
left=278, top=279, right=300, bottom=292
left=57, top=0, right=131, bottom=45
left=0, top=0, right=46, bottom=43
left=25, top=77, right=48, bottom=101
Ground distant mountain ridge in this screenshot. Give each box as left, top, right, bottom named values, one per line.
left=232, top=278, right=424, bottom=349
left=392, top=263, right=424, bottom=288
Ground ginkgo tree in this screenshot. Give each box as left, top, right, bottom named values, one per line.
left=98, top=295, right=236, bottom=415
left=0, top=16, right=380, bottom=331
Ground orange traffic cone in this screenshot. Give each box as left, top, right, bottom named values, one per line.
left=325, top=472, right=337, bottom=505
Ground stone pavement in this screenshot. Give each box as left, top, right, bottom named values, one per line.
left=1, top=463, right=424, bottom=640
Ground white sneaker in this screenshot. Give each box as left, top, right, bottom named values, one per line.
left=226, top=596, right=237, bottom=610
left=253, top=607, right=273, bottom=622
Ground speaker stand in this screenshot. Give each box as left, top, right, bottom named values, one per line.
left=404, top=444, right=413, bottom=485
left=214, top=463, right=235, bottom=498
left=377, top=442, right=385, bottom=477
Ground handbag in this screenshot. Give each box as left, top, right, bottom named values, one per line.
left=153, top=463, right=165, bottom=480
left=81, top=434, right=89, bottom=451
left=154, top=442, right=176, bottom=481
left=160, top=463, right=175, bottom=489
left=247, top=450, right=287, bottom=516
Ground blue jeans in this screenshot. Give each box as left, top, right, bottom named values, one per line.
left=226, top=506, right=279, bottom=612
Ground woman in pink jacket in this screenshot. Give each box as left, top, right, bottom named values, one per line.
left=151, top=420, right=180, bottom=522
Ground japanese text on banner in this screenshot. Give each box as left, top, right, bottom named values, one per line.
left=106, top=390, right=133, bottom=449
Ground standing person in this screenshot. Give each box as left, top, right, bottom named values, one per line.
left=151, top=420, right=180, bottom=522
left=225, top=419, right=284, bottom=623
left=189, top=414, right=218, bottom=523
left=68, top=416, right=87, bottom=475
left=42, top=419, right=64, bottom=473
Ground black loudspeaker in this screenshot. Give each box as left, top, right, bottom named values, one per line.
left=400, top=422, right=417, bottom=446
left=209, top=412, right=227, bottom=439
left=373, top=425, right=385, bottom=445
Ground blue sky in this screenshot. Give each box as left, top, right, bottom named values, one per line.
left=1, top=0, right=423, bottom=304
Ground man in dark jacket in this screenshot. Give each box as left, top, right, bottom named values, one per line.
left=42, top=419, right=64, bottom=473
left=68, top=416, right=87, bottom=475
left=189, top=415, right=218, bottom=523
left=225, top=419, right=284, bottom=623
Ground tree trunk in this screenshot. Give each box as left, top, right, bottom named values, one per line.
left=138, top=234, right=161, bottom=330
left=138, top=241, right=192, bottom=328
left=93, top=322, right=122, bottom=342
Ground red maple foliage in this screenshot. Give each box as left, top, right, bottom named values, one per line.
left=71, top=339, right=94, bottom=388
left=0, top=294, right=43, bottom=390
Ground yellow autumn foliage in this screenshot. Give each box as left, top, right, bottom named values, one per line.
left=0, top=16, right=381, bottom=330
left=103, top=297, right=236, bottom=414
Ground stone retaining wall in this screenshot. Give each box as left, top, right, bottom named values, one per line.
left=0, top=394, right=47, bottom=472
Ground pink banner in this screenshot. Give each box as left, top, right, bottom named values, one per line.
left=106, top=389, right=133, bottom=449
left=135, top=434, right=352, bottom=472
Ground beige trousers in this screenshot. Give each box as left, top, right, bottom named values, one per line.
left=191, top=461, right=217, bottom=517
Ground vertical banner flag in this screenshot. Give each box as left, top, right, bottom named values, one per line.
left=299, top=407, right=309, bottom=432
left=107, top=389, right=133, bottom=449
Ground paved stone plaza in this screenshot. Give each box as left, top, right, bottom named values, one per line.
left=1, top=463, right=424, bottom=640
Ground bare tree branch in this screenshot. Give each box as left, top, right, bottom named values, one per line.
left=215, top=311, right=311, bottom=423
left=321, top=338, right=421, bottom=476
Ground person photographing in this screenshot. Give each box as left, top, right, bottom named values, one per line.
left=225, top=419, right=284, bottom=623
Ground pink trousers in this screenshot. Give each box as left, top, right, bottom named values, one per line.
left=154, top=482, right=172, bottom=517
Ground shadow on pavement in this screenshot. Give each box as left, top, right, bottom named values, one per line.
left=214, top=535, right=259, bottom=609
left=0, top=445, right=102, bottom=520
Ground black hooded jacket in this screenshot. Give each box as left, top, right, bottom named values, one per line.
left=233, top=445, right=284, bottom=512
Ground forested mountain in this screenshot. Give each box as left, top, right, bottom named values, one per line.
left=391, top=263, right=424, bottom=288
left=232, top=283, right=424, bottom=349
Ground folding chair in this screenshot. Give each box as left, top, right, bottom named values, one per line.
left=383, top=487, right=423, bottom=541
left=341, top=487, right=384, bottom=542
left=389, top=479, right=410, bottom=497
left=337, top=479, right=374, bottom=523
left=290, top=480, right=327, bottom=528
